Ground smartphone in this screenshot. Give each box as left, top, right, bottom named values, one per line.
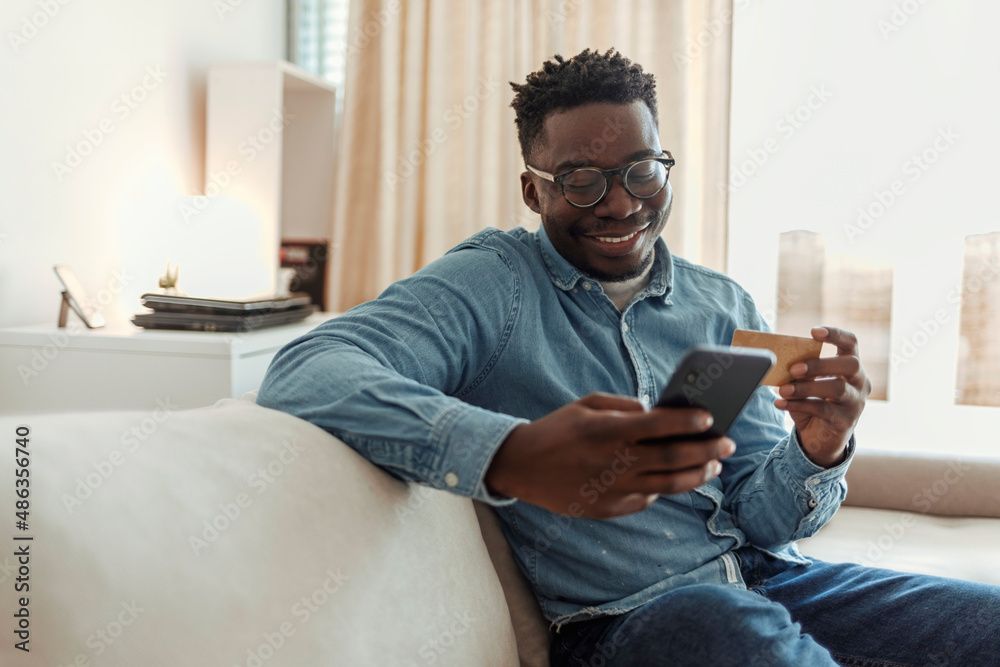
left=656, top=345, right=776, bottom=440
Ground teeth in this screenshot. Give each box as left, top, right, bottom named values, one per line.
left=596, top=230, right=640, bottom=244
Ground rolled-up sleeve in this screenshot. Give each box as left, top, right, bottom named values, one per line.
left=724, top=424, right=854, bottom=549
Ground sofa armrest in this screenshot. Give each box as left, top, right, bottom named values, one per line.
left=844, top=449, right=1000, bottom=518
left=0, top=399, right=521, bottom=666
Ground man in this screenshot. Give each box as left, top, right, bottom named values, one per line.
left=257, top=49, right=998, bottom=666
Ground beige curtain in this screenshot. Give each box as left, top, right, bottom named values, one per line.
left=330, top=0, right=734, bottom=311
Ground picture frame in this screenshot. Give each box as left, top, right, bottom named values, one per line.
left=53, top=264, right=105, bottom=329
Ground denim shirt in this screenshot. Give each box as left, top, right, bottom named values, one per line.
left=256, top=225, right=853, bottom=629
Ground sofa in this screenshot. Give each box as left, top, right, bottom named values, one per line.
left=1, top=392, right=997, bottom=666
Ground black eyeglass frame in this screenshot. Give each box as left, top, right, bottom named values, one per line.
left=526, top=151, right=675, bottom=208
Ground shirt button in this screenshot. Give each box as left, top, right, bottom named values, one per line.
left=808, top=498, right=818, bottom=509
left=622, top=322, right=629, bottom=333
left=809, top=479, right=820, bottom=486
left=444, top=472, right=459, bottom=487
left=641, top=394, right=650, bottom=405
left=582, top=282, right=592, bottom=291
left=572, top=288, right=579, bottom=293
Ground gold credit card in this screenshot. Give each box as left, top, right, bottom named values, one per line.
left=730, top=329, right=823, bottom=386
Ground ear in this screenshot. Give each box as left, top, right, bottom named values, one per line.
left=520, top=171, right=542, bottom=214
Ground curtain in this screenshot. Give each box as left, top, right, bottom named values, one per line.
left=329, top=0, right=734, bottom=311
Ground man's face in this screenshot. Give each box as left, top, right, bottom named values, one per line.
left=520, top=100, right=670, bottom=282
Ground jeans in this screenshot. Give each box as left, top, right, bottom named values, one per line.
left=549, top=547, right=1000, bottom=666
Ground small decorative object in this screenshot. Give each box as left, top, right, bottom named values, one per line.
left=280, top=239, right=330, bottom=311
left=157, top=260, right=187, bottom=296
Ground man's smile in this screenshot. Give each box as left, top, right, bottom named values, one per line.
left=580, top=223, right=651, bottom=256
left=592, top=228, right=643, bottom=244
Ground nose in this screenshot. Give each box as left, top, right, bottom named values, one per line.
left=592, top=175, right=642, bottom=219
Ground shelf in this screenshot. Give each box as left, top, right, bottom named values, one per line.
left=205, top=61, right=337, bottom=308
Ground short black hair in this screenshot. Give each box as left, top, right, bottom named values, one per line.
left=509, top=48, right=658, bottom=162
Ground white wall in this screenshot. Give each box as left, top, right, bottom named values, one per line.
left=0, top=0, right=286, bottom=328
left=728, top=0, right=999, bottom=456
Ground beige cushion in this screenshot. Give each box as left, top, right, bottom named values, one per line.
left=844, top=450, right=1000, bottom=518
left=0, top=397, right=518, bottom=666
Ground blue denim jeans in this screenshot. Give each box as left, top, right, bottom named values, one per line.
left=549, top=548, right=1000, bottom=666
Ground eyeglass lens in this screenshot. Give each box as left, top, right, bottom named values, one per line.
left=562, top=159, right=668, bottom=207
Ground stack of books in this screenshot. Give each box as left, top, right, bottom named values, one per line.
left=131, top=293, right=318, bottom=332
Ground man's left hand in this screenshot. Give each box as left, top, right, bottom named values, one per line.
left=774, top=326, right=872, bottom=468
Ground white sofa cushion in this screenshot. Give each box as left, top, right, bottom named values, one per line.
left=798, top=506, right=1000, bottom=585
left=0, top=395, right=518, bottom=666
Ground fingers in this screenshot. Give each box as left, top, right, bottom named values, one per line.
left=779, top=377, right=852, bottom=401
left=773, top=396, right=836, bottom=418
left=812, top=325, right=860, bottom=356
left=777, top=327, right=869, bottom=462
left=577, top=393, right=723, bottom=443
left=632, top=459, right=726, bottom=496
left=505, top=395, right=734, bottom=519
left=772, top=398, right=857, bottom=441
left=789, top=355, right=861, bottom=380
left=596, top=460, right=725, bottom=517
left=589, top=403, right=714, bottom=442
left=774, top=392, right=864, bottom=437
left=637, top=436, right=735, bottom=474
left=787, top=341, right=868, bottom=393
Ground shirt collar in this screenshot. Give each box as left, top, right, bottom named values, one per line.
left=536, top=222, right=673, bottom=301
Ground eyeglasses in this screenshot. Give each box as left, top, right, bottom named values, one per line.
left=526, top=152, right=675, bottom=208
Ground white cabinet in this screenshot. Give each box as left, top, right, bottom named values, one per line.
left=205, top=61, right=337, bottom=306
left=0, top=313, right=336, bottom=414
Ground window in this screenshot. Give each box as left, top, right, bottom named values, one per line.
left=727, top=1, right=998, bottom=456
left=288, top=0, right=351, bottom=94
left=776, top=232, right=892, bottom=401
left=955, top=232, right=1000, bottom=406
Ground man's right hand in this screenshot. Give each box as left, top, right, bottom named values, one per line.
left=484, top=392, right=735, bottom=519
